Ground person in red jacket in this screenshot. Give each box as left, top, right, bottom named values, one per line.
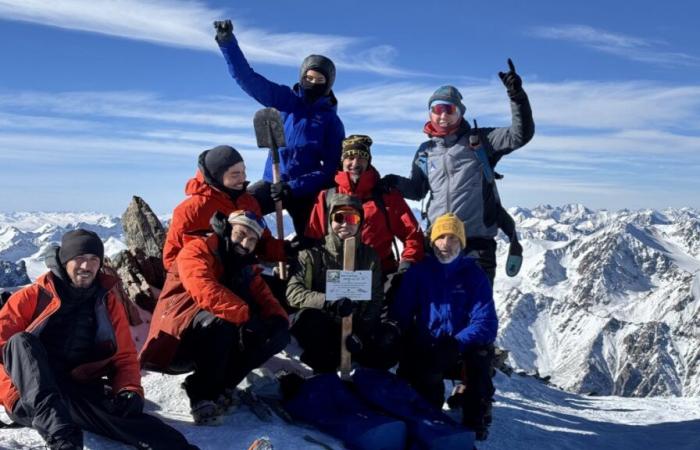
left=306, top=135, right=425, bottom=278
left=0, top=230, right=196, bottom=450
left=141, top=211, right=290, bottom=426
left=163, top=145, right=306, bottom=272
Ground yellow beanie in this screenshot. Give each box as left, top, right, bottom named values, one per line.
left=430, top=213, right=466, bottom=248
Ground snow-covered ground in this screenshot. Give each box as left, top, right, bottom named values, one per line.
left=2, top=366, right=698, bottom=450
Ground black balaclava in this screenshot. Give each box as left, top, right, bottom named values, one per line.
left=198, top=145, right=247, bottom=200
left=299, top=54, right=336, bottom=103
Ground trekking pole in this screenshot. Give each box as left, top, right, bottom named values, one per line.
left=339, top=236, right=356, bottom=380
left=253, top=108, right=288, bottom=280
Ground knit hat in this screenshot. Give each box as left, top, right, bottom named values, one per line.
left=430, top=213, right=466, bottom=248
left=58, top=229, right=104, bottom=265
left=341, top=135, right=372, bottom=163
left=201, top=145, right=244, bottom=184
left=299, top=54, right=336, bottom=96
left=227, top=210, right=265, bottom=239
left=428, top=85, right=466, bottom=115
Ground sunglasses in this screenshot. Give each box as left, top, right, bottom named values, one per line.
left=332, top=211, right=361, bottom=225
left=430, top=103, right=458, bottom=115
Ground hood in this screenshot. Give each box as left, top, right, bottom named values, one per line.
left=196, top=151, right=248, bottom=200
left=299, top=54, right=336, bottom=96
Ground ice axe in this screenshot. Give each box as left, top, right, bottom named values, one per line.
left=253, top=107, right=287, bottom=279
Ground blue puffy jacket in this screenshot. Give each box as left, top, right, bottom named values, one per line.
left=218, top=36, right=345, bottom=198
left=391, top=254, right=497, bottom=351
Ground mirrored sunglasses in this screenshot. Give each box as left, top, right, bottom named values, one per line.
left=430, top=103, right=458, bottom=115
left=332, top=211, right=361, bottom=225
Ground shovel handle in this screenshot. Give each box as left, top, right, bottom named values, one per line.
left=271, top=151, right=287, bottom=279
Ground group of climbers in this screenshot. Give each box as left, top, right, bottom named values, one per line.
left=0, top=18, right=533, bottom=449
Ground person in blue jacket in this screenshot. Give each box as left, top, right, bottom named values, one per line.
left=391, top=213, right=498, bottom=441
left=214, top=20, right=345, bottom=236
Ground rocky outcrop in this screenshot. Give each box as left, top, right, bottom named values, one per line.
left=0, top=260, right=30, bottom=287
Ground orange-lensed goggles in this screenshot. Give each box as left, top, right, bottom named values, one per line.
left=332, top=211, right=361, bottom=225
left=430, top=103, right=458, bottom=115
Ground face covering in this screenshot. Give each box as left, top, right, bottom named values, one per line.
left=301, top=78, right=327, bottom=103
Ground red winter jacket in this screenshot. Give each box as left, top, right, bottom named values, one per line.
left=140, top=233, right=288, bottom=371
left=306, top=166, right=424, bottom=273
left=162, top=171, right=285, bottom=271
left=0, top=272, right=143, bottom=413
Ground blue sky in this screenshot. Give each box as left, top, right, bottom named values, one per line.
left=1, top=0, right=699, bottom=215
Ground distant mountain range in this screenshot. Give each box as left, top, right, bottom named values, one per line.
left=1, top=205, right=698, bottom=397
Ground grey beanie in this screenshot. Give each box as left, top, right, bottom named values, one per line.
left=299, top=54, right=336, bottom=96
left=201, top=145, right=244, bottom=184
left=428, top=85, right=466, bottom=115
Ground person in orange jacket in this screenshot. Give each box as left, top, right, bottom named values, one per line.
left=306, top=135, right=424, bottom=277
left=163, top=145, right=308, bottom=272
left=141, top=211, right=290, bottom=426
left=0, top=230, right=196, bottom=450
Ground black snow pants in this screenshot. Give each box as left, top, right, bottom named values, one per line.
left=3, top=332, right=196, bottom=449
left=248, top=180, right=317, bottom=237
left=464, top=237, right=497, bottom=286
left=291, top=308, right=399, bottom=373
left=176, top=310, right=290, bottom=405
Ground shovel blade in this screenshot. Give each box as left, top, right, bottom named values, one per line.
left=253, top=107, right=286, bottom=149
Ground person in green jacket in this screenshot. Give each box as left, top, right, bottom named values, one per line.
left=286, top=193, right=400, bottom=372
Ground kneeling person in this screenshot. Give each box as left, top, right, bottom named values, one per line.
left=287, top=193, right=399, bottom=372
left=0, top=230, right=196, bottom=450
left=140, top=211, right=290, bottom=425
left=391, top=213, right=498, bottom=440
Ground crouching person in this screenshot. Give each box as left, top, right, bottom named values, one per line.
left=0, top=230, right=196, bottom=450
left=140, top=211, right=289, bottom=426
left=391, top=214, right=498, bottom=441
left=287, top=193, right=400, bottom=372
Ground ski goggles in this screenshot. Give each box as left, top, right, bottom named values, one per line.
left=430, top=103, right=459, bottom=115
left=332, top=211, right=361, bottom=225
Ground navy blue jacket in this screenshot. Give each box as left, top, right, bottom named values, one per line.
left=218, top=36, right=345, bottom=198
left=391, top=254, right=497, bottom=351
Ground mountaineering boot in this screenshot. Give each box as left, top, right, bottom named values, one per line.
left=191, top=400, right=224, bottom=426
left=215, top=387, right=240, bottom=414
left=45, top=428, right=83, bottom=450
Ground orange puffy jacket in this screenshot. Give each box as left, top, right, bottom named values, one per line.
left=162, top=171, right=285, bottom=271
left=306, top=166, right=425, bottom=274
left=0, top=272, right=143, bottom=413
left=141, top=233, right=288, bottom=371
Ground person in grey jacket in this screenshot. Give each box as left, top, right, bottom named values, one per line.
left=383, top=60, right=534, bottom=283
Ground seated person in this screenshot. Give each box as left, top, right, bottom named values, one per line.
left=287, top=193, right=400, bottom=372
left=391, top=213, right=498, bottom=441
left=141, top=211, right=289, bottom=426
left=0, top=230, right=196, bottom=449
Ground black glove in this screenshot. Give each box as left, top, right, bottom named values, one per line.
left=498, top=58, right=523, bottom=98
left=240, top=316, right=266, bottom=350
left=334, top=297, right=354, bottom=318
left=213, top=20, right=233, bottom=43
left=264, top=315, right=289, bottom=336
left=111, top=391, right=144, bottom=418
left=270, top=182, right=292, bottom=203
left=380, top=174, right=400, bottom=191
left=345, top=334, right=363, bottom=354
left=431, top=335, right=460, bottom=371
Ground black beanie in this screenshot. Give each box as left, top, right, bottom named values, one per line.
left=58, top=229, right=104, bottom=265
left=202, top=145, right=244, bottom=184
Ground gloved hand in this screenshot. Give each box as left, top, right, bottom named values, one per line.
left=333, top=297, right=354, bottom=318
left=240, top=316, right=266, bottom=350
left=397, top=260, right=412, bottom=273
left=270, top=182, right=292, bottom=203
left=213, top=20, right=234, bottom=43
left=498, top=58, right=523, bottom=98
left=431, top=335, right=460, bottom=371
left=380, top=174, right=401, bottom=191
left=345, top=334, right=363, bottom=354
left=112, top=391, right=144, bottom=418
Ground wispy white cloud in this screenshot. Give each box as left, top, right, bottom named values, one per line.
left=0, top=0, right=419, bottom=76
left=529, top=25, right=700, bottom=67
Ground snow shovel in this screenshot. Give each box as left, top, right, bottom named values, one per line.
left=253, top=107, right=287, bottom=280
left=339, top=236, right=356, bottom=380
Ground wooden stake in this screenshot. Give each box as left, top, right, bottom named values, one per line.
left=339, top=236, right=356, bottom=380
